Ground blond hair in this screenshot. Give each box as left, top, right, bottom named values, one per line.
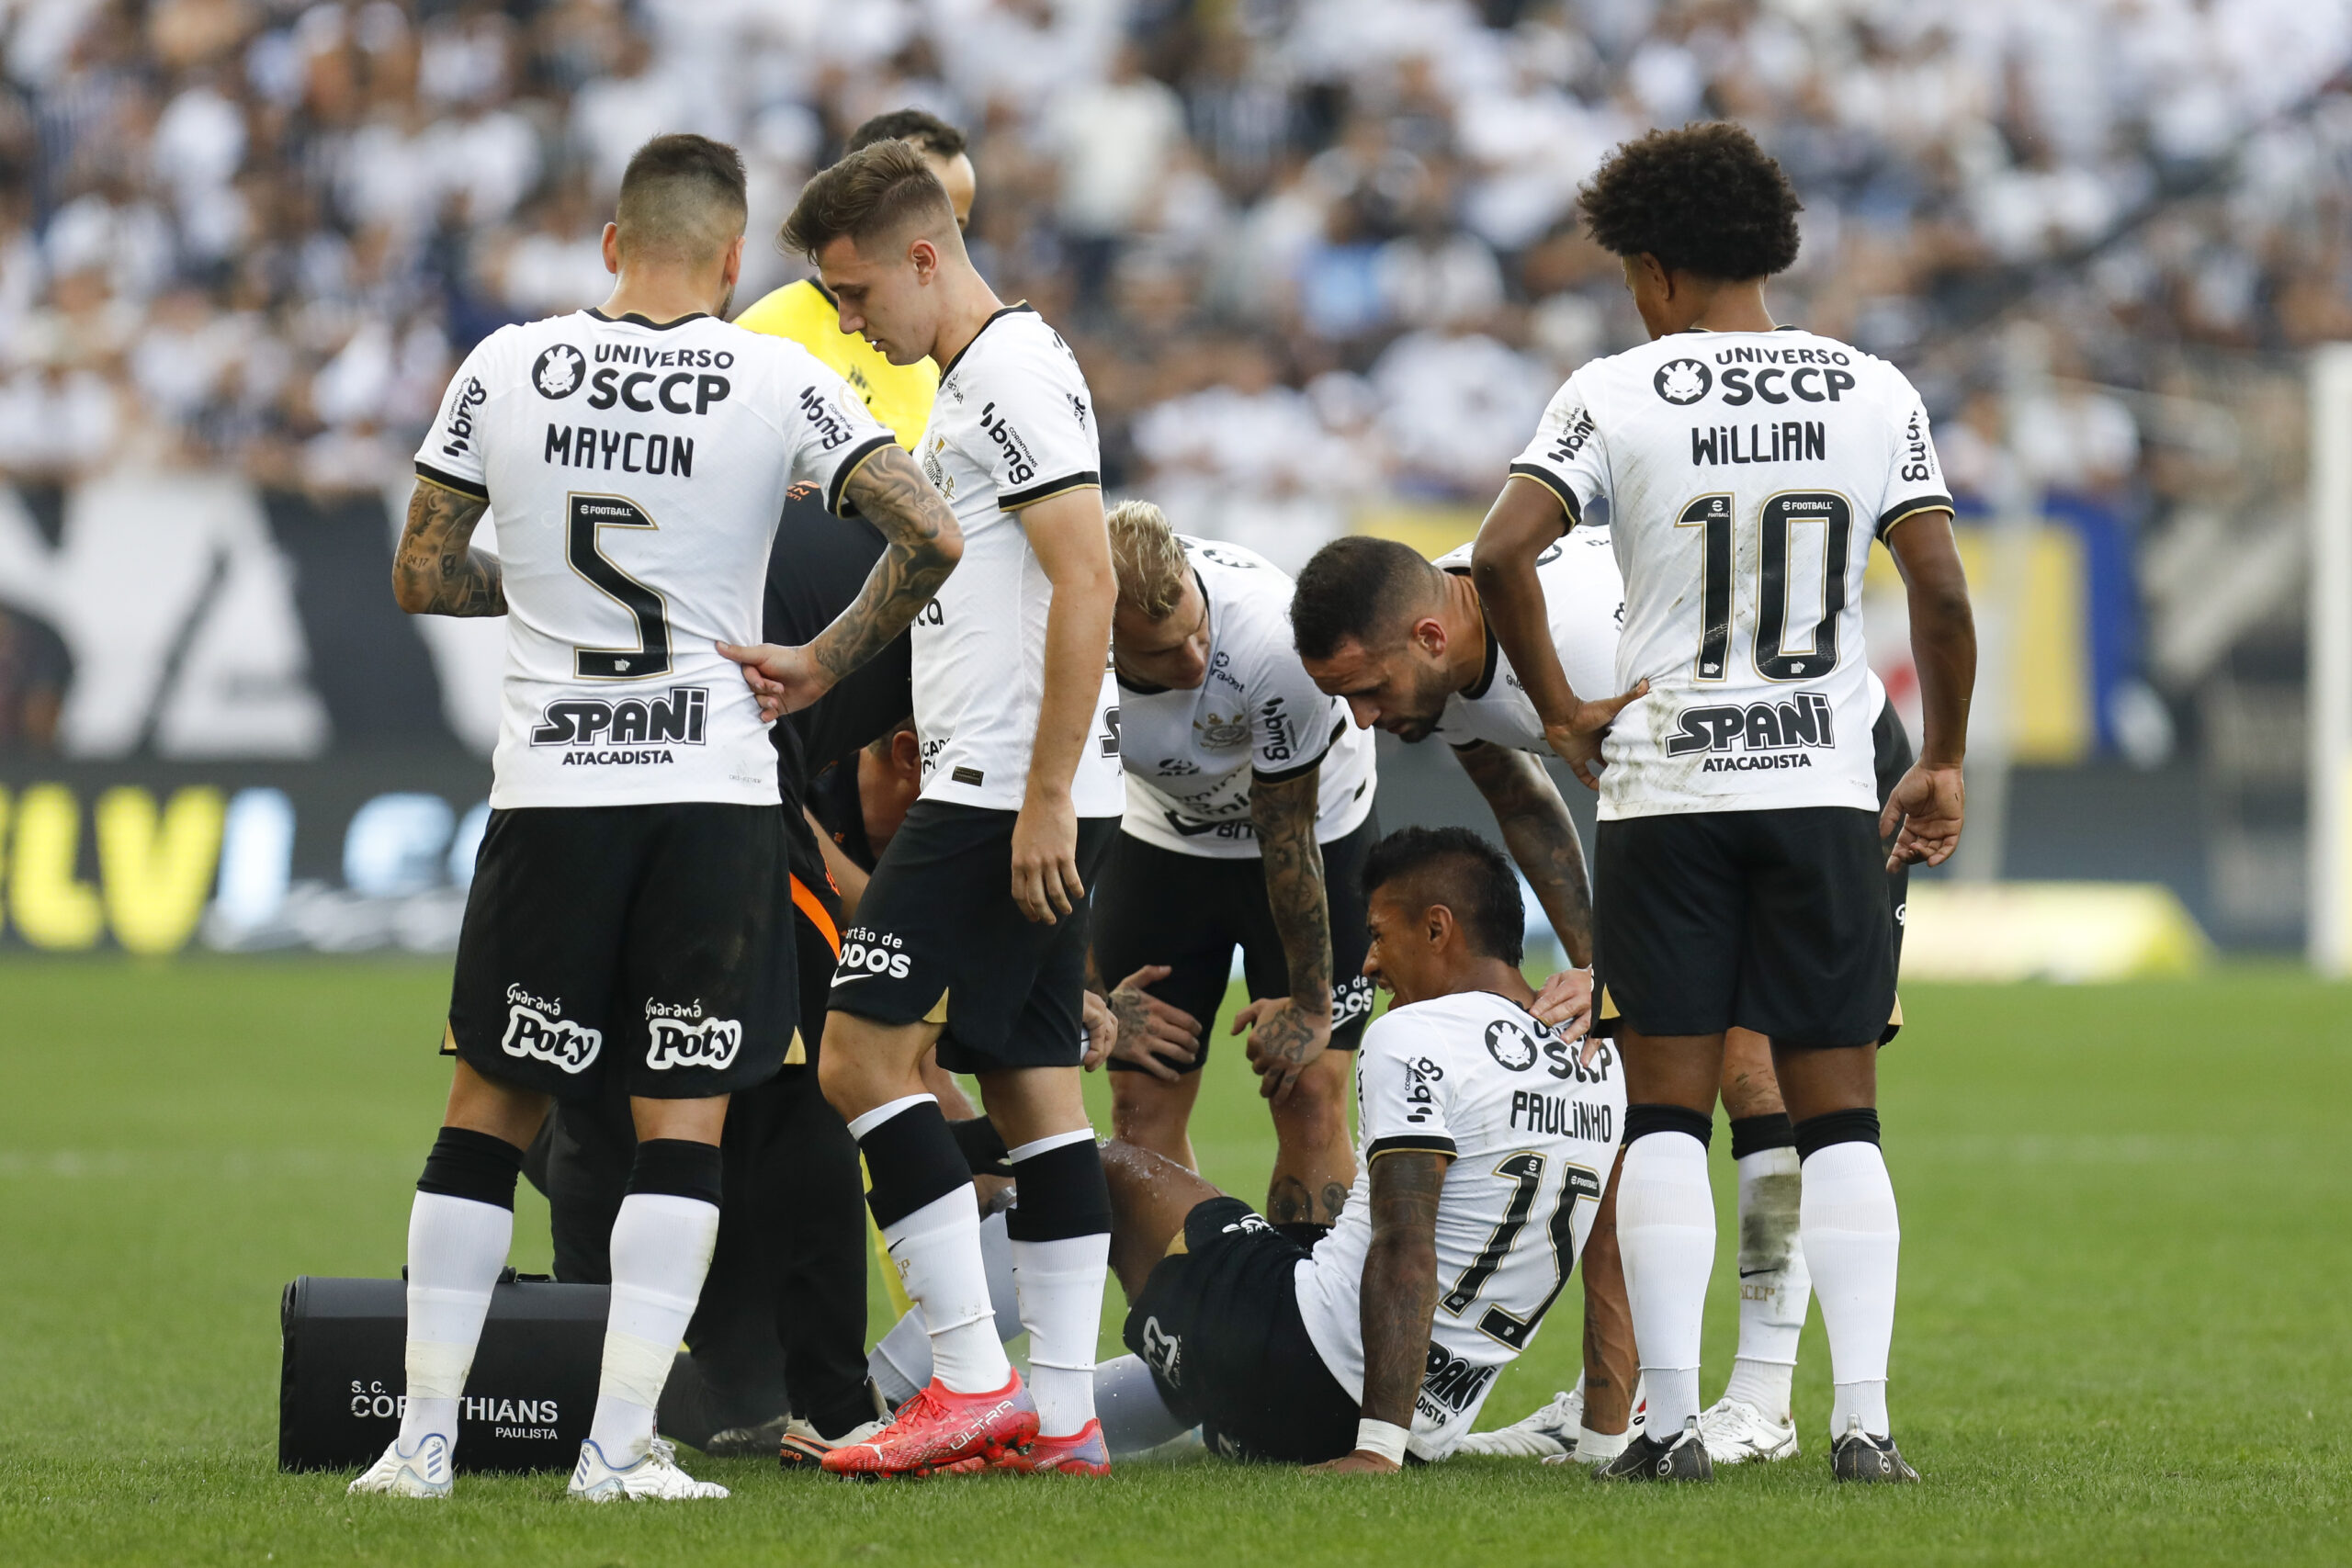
left=1106, top=500, right=1189, bottom=620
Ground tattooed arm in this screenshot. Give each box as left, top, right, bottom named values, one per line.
left=1453, top=740, right=1592, bottom=966
left=391, top=479, right=504, bottom=616
left=1306, top=1148, right=1450, bottom=1474
left=720, top=445, right=963, bottom=719
left=1235, top=764, right=1333, bottom=1103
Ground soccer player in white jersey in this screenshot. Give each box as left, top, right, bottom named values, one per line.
left=1093, top=502, right=1379, bottom=1243
left=1080, top=827, right=1623, bottom=1467
left=1471, top=123, right=1974, bottom=1483
left=347, top=135, right=959, bottom=1503
left=726, top=140, right=1124, bottom=1478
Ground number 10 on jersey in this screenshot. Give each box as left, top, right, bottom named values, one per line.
left=1677, top=490, right=1855, bottom=684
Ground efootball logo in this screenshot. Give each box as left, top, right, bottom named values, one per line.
left=533, top=344, right=586, bottom=400
left=1654, top=358, right=1713, bottom=404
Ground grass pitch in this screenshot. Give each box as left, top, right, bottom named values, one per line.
left=0, top=958, right=2345, bottom=1565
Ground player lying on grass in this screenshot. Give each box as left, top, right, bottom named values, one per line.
left=1078, top=827, right=1625, bottom=1468
left=1091, top=501, right=1382, bottom=1247
left=353, top=133, right=956, bottom=1504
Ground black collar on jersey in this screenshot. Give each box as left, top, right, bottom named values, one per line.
left=1441, top=562, right=1504, bottom=702
left=1677, top=322, right=1803, bottom=334
left=937, top=301, right=1037, bottom=380
left=1113, top=568, right=1210, bottom=695
left=585, top=308, right=710, bottom=331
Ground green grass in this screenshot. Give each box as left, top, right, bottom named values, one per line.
left=0, top=958, right=2346, bottom=1565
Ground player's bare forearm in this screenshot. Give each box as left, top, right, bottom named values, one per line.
left=1251, top=768, right=1333, bottom=1018
left=1358, top=1150, right=1449, bottom=1432
left=1886, top=511, right=1974, bottom=768
left=1470, top=476, right=1579, bottom=721
left=392, top=479, right=503, bottom=616
left=1018, top=490, right=1116, bottom=807
left=808, top=808, right=869, bottom=922
left=810, top=446, right=964, bottom=686
left=1455, top=740, right=1593, bottom=966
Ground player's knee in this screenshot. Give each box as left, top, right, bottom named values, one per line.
left=1109, top=1074, right=1189, bottom=1140
left=1272, top=1058, right=1349, bottom=1143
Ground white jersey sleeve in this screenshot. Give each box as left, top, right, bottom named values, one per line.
left=1429, top=532, right=1624, bottom=755
left=1877, top=378, right=1954, bottom=540
left=415, top=331, right=507, bottom=501
left=1507, top=370, right=1608, bottom=525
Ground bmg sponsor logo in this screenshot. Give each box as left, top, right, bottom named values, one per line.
left=502, top=985, right=601, bottom=1073
left=1667, top=691, right=1836, bottom=773
left=644, top=1003, right=742, bottom=1071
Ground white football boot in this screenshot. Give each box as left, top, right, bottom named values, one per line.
left=347, top=1433, right=453, bottom=1498
left=569, top=1436, right=729, bottom=1501
left=1455, top=1389, right=1582, bottom=1458
left=1697, top=1395, right=1799, bottom=1465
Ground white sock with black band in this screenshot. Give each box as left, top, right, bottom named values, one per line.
left=1614, top=1110, right=1717, bottom=1442
left=1725, top=1114, right=1808, bottom=1425
left=1007, top=1130, right=1112, bottom=1438
left=855, top=1096, right=1012, bottom=1395
left=400, top=1127, right=525, bottom=1457
left=585, top=1141, right=724, bottom=1465
left=1796, top=1111, right=1900, bottom=1441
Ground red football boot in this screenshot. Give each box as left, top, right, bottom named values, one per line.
left=985, top=1418, right=1112, bottom=1476
left=820, top=1371, right=1039, bottom=1480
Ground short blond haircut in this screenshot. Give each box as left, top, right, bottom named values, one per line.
left=1106, top=500, right=1189, bottom=620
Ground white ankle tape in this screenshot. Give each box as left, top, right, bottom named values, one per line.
left=405, top=1338, right=474, bottom=1401
left=599, top=1330, right=675, bottom=1412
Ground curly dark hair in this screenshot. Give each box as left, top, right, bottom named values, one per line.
left=1578, top=122, right=1803, bottom=281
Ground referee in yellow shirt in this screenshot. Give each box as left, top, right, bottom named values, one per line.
left=736, top=109, right=977, bottom=448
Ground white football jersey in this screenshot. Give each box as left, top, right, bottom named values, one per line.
left=1430, top=533, right=1624, bottom=756
left=415, top=309, right=894, bottom=810
left=911, top=304, right=1123, bottom=816
left=1116, top=536, right=1376, bottom=859
left=1509, top=328, right=1951, bottom=820
left=1295, top=989, right=1625, bottom=1461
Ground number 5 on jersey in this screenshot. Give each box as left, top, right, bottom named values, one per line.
left=568, top=493, right=672, bottom=679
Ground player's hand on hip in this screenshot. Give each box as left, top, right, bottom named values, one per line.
left=1306, top=1450, right=1401, bottom=1475
left=1235, top=997, right=1332, bottom=1103
left=1106, top=965, right=1202, bottom=1080
left=715, top=640, right=830, bottom=724
left=1011, top=789, right=1082, bottom=923
left=1080, top=987, right=1117, bottom=1070
left=1880, top=760, right=1965, bottom=869
left=1543, top=678, right=1649, bottom=791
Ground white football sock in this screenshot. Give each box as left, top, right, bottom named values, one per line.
left=1724, top=1145, right=1807, bottom=1423
left=400, top=1191, right=512, bottom=1451
left=1615, top=1131, right=1715, bottom=1438
left=868, top=1207, right=1022, bottom=1403
left=1012, top=1232, right=1111, bottom=1437
left=883, top=1186, right=1012, bottom=1394
left=587, top=1192, right=718, bottom=1464
left=1800, top=1140, right=1900, bottom=1440
left=1093, top=1353, right=1192, bottom=1455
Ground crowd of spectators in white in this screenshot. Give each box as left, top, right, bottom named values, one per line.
left=2, top=0, right=2349, bottom=565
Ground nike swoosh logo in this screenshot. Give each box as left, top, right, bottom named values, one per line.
left=829, top=973, right=875, bottom=989
left=1738, top=1268, right=1776, bottom=1278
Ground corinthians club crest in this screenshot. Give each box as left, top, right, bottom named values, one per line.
left=1654, top=358, right=1712, bottom=404
left=534, top=344, right=586, bottom=400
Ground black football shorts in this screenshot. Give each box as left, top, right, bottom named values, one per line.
left=446, top=803, right=793, bottom=1103
left=1122, top=1196, right=1359, bottom=1464
left=1092, top=814, right=1380, bottom=1073
left=827, top=800, right=1118, bottom=1075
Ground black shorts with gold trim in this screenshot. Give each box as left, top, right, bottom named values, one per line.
left=826, top=799, right=1117, bottom=1074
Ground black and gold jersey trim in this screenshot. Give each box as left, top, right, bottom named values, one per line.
left=1506, top=463, right=1583, bottom=527
left=585, top=308, right=711, bottom=332
left=1877, top=494, right=1954, bottom=539
left=1000, top=470, right=1101, bottom=511
left=937, top=301, right=1038, bottom=381
left=1367, top=1134, right=1458, bottom=1160
left=825, top=433, right=899, bottom=517
left=413, top=460, right=489, bottom=502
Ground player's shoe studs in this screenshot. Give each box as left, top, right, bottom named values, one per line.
left=1456, top=1389, right=1581, bottom=1459
left=778, top=1414, right=889, bottom=1471
left=960, top=1417, right=1112, bottom=1476
left=1594, top=1416, right=1713, bottom=1483
left=1698, top=1396, right=1799, bottom=1465
left=820, top=1372, right=1041, bottom=1480
left=1828, top=1416, right=1918, bottom=1483
left=346, top=1433, right=452, bottom=1498
left=568, top=1437, right=729, bottom=1501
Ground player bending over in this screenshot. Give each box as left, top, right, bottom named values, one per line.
left=1470, top=122, right=1973, bottom=1483
left=1094, top=502, right=1381, bottom=1242
left=728, top=140, right=1124, bottom=1478
left=1084, top=827, right=1623, bottom=1467
left=351, top=134, right=956, bottom=1502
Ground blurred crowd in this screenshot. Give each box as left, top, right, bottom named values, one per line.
left=1, top=0, right=2349, bottom=558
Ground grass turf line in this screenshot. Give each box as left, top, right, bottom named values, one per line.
left=0, top=958, right=2345, bottom=1565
